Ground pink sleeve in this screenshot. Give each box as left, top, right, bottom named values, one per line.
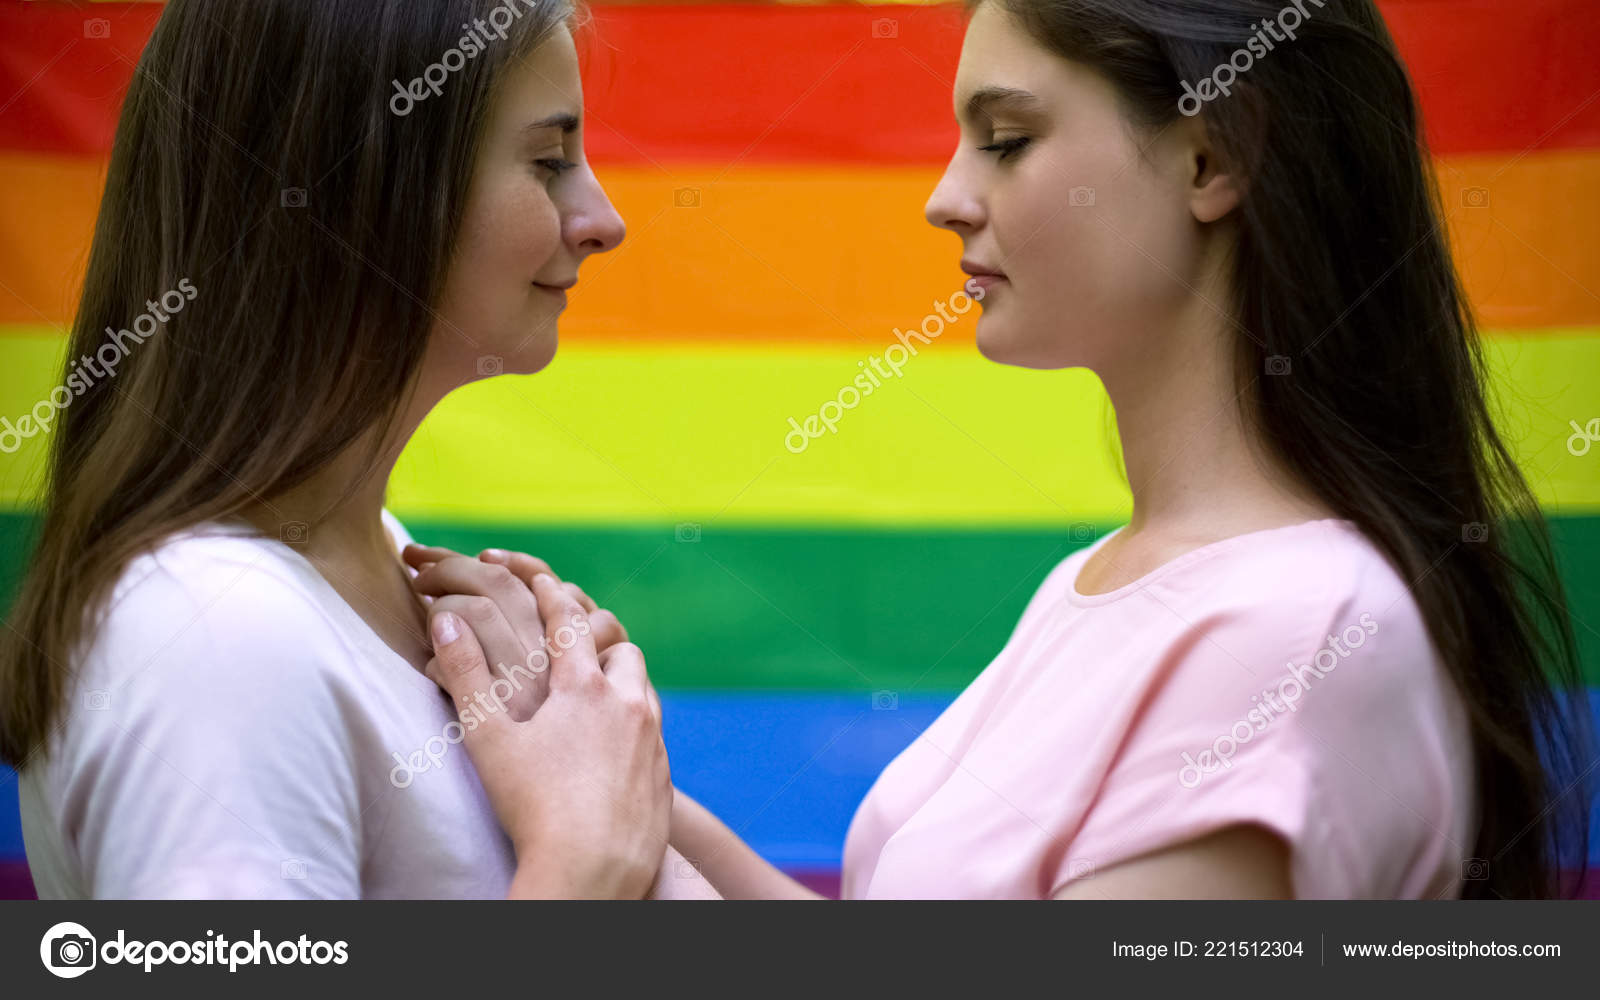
left=1053, top=590, right=1463, bottom=899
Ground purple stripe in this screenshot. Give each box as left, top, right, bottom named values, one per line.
left=0, top=860, right=35, bottom=900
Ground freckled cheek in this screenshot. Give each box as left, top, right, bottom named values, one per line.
left=499, top=184, right=564, bottom=270
left=458, top=183, right=564, bottom=284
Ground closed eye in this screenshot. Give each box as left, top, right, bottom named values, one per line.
left=534, top=157, right=577, bottom=178
left=978, top=136, right=1031, bottom=161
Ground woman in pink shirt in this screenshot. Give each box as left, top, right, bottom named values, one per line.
left=420, top=0, right=1593, bottom=899
left=831, top=0, right=1589, bottom=899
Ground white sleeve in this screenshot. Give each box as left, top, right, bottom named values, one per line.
left=57, top=554, right=366, bottom=899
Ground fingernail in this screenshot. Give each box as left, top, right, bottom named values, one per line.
left=432, top=612, right=461, bottom=646
left=481, top=549, right=508, bottom=562
left=532, top=573, right=553, bottom=585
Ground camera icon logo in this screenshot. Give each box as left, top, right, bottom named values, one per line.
left=871, top=17, right=899, bottom=38
left=40, top=921, right=97, bottom=978
left=477, top=355, right=504, bottom=377
left=675, top=522, right=702, bottom=543
left=1068, top=185, right=1096, bottom=207
left=1265, top=354, right=1292, bottom=375
left=872, top=690, right=898, bottom=711
left=280, top=520, right=310, bottom=545
left=83, top=689, right=111, bottom=711
left=674, top=187, right=701, bottom=208
left=281, top=858, right=309, bottom=880
left=1461, top=522, right=1489, bottom=543
left=84, top=18, right=111, bottom=39
left=280, top=187, right=308, bottom=209
left=1461, top=187, right=1489, bottom=208
left=1461, top=857, right=1489, bottom=880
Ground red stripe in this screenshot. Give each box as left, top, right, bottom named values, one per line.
left=1383, top=0, right=1600, bottom=157
left=0, top=2, right=1597, bottom=161
left=0, top=0, right=163, bottom=158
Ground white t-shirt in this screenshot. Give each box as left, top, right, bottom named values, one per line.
left=20, top=509, right=517, bottom=898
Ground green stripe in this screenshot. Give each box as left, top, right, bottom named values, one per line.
left=1, top=512, right=1597, bottom=690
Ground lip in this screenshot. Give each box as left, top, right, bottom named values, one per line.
left=960, top=259, right=1008, bottom=291
left=533, top=280, right=573, bottom=303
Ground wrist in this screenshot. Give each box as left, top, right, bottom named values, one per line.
left=507, top=851, right=641, bottom=900
left=508, top=861, right=569, bottom=899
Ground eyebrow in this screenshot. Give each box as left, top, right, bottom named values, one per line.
left=522, top=112, right=579, bottom=135
left=961, top=86, right=1046, bottom=124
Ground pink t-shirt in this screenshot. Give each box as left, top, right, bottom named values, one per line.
left=842, top=519, right=1477, bottom=899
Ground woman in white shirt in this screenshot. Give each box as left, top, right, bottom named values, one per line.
left=0, top=0, right=671, bottom=898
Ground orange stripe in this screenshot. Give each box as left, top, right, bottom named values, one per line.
left=2, top=149, right=1596, bottom=336
left=0, top=153, right=105, bottom=326
left=1441, top=151, right=1600, bottom=329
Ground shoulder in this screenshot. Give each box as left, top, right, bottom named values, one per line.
left=1094, top=518, right=1467, bottom=810
left=79, top=524, right=355, bottom=697
left=1053, top=520, right=1471, bottom=897
left=1151, top=519, right=1438, bottom=690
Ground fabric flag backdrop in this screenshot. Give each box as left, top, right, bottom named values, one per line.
left=0, top=0, right=1597, bottom=898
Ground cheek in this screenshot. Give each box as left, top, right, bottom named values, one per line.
left=434, top=177, right=564, bottom=338
left=454, top=177, right=563, bottom=285
left=991, top=154, right=1195, bottom=364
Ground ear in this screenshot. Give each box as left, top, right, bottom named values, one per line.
left=1176, top=114, right=1244, bottom=224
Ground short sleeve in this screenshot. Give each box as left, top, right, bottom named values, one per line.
left=1052, top=587, right=1466, bottom=899
left=57, top=553, right=367, bottom=899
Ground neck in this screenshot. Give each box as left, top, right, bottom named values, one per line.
left=240, top=363, right=456, bottom=564
left=1097, top=292, right=1325, bottom=541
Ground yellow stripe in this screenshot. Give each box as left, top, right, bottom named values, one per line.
left=1, top=326, right=1596, bottom=520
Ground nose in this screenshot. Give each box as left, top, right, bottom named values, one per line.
left=564, top=167, right=626, bottom=257
left=924, top=154, right=985, bottom=234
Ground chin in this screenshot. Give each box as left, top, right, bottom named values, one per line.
left=476, top=328, right=558, bottom=378
left=975, top=323, right=1077, bottom=371
left=508, top=336, right=559, bottom=375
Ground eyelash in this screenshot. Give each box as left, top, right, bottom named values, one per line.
left=534, top=157, right=576, bottom=178
left=978, top=136, right=1030, bottom=161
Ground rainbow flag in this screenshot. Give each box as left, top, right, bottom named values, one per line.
left=1, top=0, right=1597, bottom=898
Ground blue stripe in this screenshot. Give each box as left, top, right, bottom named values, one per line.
left=662, top=691, right=951, bottom=868
left=4, top=689, right=1599, bottom=874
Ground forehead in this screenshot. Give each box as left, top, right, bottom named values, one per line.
left=492, top=24, right=582, bottom=118
left=954, top=5, right=1030, bottom=96
left=952, top=4, right=1051, bottom=118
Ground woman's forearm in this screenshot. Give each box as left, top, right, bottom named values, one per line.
left=670, top=789, right=824, bottom=900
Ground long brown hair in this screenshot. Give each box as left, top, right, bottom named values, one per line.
left=0, top=0, right=574, bottom=768
left=983, top=0, right=1594, bottom=897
